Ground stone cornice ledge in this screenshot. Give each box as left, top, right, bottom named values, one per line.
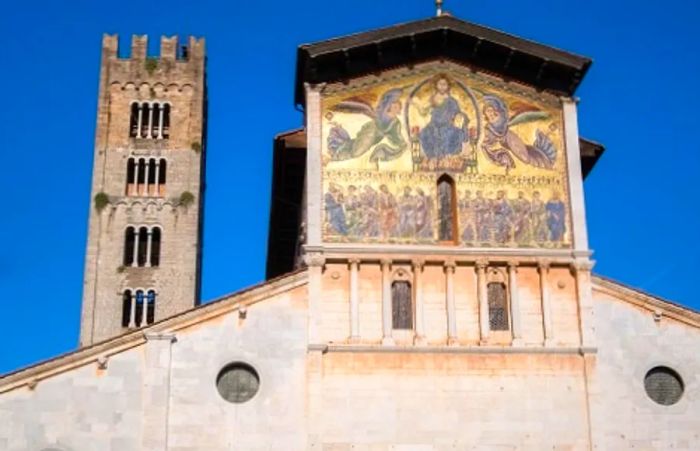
left=309, top=344, right=597, bottom=355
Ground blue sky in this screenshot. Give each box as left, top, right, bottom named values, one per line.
left=0, top=0, right=698, bottom=374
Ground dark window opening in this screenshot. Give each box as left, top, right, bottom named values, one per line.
left=146, top=290, right=156, bottom=324
left=151, top=103, right=161, bottom=139
left=158, top=159, right=167, bottom=196
left=150, top=227, right=161, bottom=267
left=121, top=290, right=132, bottom=327
left=136, top=159, right=146, bottom=195
left=134, top=290, right=145, bottom=326
left=487, top=282, right=509, bottom=331
left=126, top=158, right=135, bottom=195
left=391, top=281, right=413, bottom=330
left=147, top=159, right=156, bottom=195
left=137, top=226, right=148, bottom=267
left=123, top=226, right=135, bottom=266
left=437, top=175, right=456, bottom=242
left=129, top=103, right=139, bottom=138
left=162, top=104, right=170, bottom=139
left=140, top=103, right=151, bottom=138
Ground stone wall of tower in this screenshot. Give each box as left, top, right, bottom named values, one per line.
left=80, top=34, right=206, bottom=346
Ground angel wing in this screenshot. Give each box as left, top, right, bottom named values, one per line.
left=331, top=98, right=376, bottom=119
left=508, top=110, right=550, bottom=127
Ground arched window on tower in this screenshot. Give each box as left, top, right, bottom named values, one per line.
left=151, top=103, right=161, bottom=139
left=487, top=280, right=509, bottom=331
left=146, top=290, right=156, bottom=324
left=123, top=227, right=135, bottom=266
left=140, top=102, right=151, bottom=138
left=158, top=159, right=167, bottom=196
left=150, top=227, right=161, bottom=267
left=134, top=290, right=145, bottom=326
left=136, top=159, right=146, bottom=195
left=126, top=158, right=136, bottom=195
left=137, top=226, right=149, bottom=267
left=121, top=290, right=133, bottom=327
left=147, top=158, right=157, bottom=196
left=437, top=175, right=457, bottom=242
left=391, top=281, right=413, bottom=330
left=129, top=103, right=139, bottom=138
left=162, top=104, right=170, bottom=139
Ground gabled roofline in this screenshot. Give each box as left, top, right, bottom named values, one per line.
left=592, top=274, right=700, bottom=328
left=0, top=270, right=308, bottom=393
left=295, top=15, right=592, bottom=106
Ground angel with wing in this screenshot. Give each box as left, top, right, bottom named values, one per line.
left=326, top=88, right=407, bottom=162
left=481, top=94, right=557, bottom=172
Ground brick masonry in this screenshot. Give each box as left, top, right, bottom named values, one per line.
left=79, top=35, right=206, bottom=346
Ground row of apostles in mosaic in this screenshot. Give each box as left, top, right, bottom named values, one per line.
left=324, top=180, right=567, bottom=247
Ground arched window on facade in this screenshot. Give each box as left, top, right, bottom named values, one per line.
left=150, top=227, right=161, bottom=267
left=151, top=103, right=161, bottom=139
left=391, top=281, right=413, bottom=330
left=125, top=158, right=166, bottom=197
left=137, top=226, right=149, bottom=267
left=121, top=290, right=132, bottom=327
left=487, top=276, right=509, bottom=331
left=437, top=175, right=457, bottom=242
left=129, top=103, right=139, bottom=138
left=123, top=227, right=135, bottom=266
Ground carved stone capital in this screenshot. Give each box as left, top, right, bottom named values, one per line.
left=303, top=253, right=326, bottom=268
left=411, top=258, right=425, bottom=271
left=570, top=259, right=595, bottom=273
left=444, top=259, right=457, bottom=272
left=380, top=258, right=392, bottom=269
left=348, top=258, right=361, bottom=268
left=506, top=260, right=519, bottom=270
left=475, top=258, right=489, bottom=270
left=537, top=259, right=551, bottom=271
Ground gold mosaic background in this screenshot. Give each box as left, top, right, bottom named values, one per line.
left=321, top=62, right=571, bottom=248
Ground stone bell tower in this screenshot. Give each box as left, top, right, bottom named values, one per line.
left=79, top=34, right=206, bottom=346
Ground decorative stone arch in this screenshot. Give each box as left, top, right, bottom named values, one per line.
left=390, top=265, right=414, bottom=331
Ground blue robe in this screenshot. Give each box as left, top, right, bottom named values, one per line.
left=546, top=200, right=566, bottom=242
left=325, top=193, right=348, bottom=235
left=419, top=96, right=467, bottom=159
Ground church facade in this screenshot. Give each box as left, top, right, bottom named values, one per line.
left=1, top=14, right=699, bottom=451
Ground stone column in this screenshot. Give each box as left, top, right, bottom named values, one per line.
left=133, top=158, right=140, bottom=196
left=132, top=227, right=140, bottom=267
left=145, top=229, right=153, bottom=267
left=154, top=160, right=161, bottom=196
left=348, top=259, right=360, bottom=343
left=147, top=102, right=155, bottom=139
left=412, top=259, right=426, bottom=345
left=304, top=84, right=324, bottom=247
left=563, top=99, right=589, bottom=252
left=538, top=259, right=554, bottom=346
left=136, top=103, right=143, bottom=138
left=128, top=292, right=137, bottom=328
left=571, top=259, right=596, bottom=348
left=157, top=104, right=165, bottom=139
left=381, top=259, right=394, bottom=346
left=143, top=159, right=150, bottom=197
left=305, top=253, right=325, bottom=344
left=508, top=261, right=523, bottom=345
left=476, top=259, right=489, bottom=344
left=445, top=260, right=458, bottom=346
